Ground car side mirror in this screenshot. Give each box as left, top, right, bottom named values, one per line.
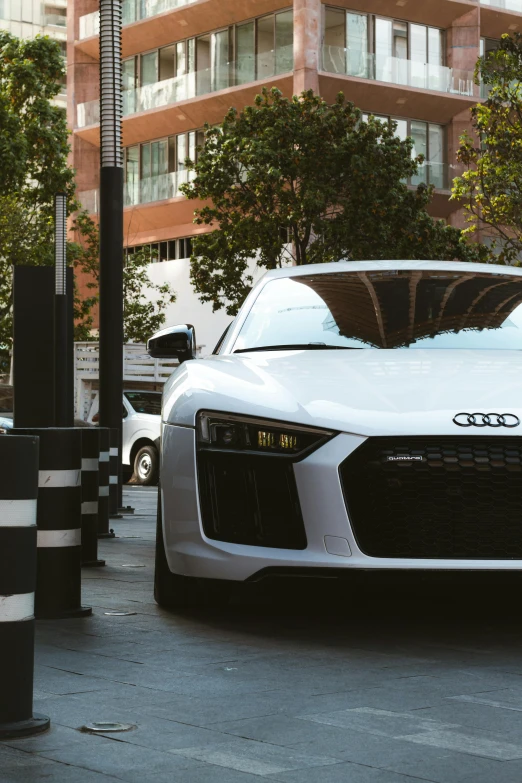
left=147, top=324, right=196, bottom=364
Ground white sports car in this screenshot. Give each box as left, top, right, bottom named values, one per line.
left=148, top=260, right=522, bottom=610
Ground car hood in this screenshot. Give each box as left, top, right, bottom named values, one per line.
left=163, top=349, right=522, bottom=436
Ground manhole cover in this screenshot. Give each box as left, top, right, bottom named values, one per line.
left=104, top=611, right=137, bottom=617
left=81, top=722, right=136, bottom=733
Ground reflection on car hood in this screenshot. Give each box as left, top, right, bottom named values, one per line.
left=163, top=349, right=522, bottom=437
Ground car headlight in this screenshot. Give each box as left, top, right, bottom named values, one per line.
left=197, top=411, right=334, bottom=459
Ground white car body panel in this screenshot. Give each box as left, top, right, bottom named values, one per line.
left=87, top=393, right=160, bottom=466
left=159, top=260, right=522, bottom=580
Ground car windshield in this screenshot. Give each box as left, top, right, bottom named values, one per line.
left=124, top=391, right=161, bottom=415
left=232, top=269, right=522, bottom=351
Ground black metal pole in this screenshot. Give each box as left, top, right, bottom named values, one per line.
left=98, top=1, right=123, bottom=496
left=54, top=193, right=69, bottom=427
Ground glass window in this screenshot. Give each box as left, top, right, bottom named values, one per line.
left=140, top=51, right=158, bottom=86
left=428, top=27, right=443, bottom=65
left=275, top=10, right=293, bottom=74
left=257, top=15, right=275, bottom=79
left=410, top=24, right=426, bottom=62
left=233, top=271, right=522, bottom=352
left=159, top=44, right=175, bottom=81
left=410, top=120, right=428, bottom=186
left=196, top=34, right=211, bottom=95
left=22, top=0, right=32, bottom=22
left=125, top=146, right=139, bottom=206
left=176, top=41, right=186, bottom=77
left=159, top=242, right=168, bottom=262
left=429, top=123, right=444, bottom=188
left=212, top=29, right=230, bottom=91
left=393, top=21, right=408, bottom=59
left=347, top=12, right=368, bottom=78
left=374, top=18, right=392, bottom=82
left=324, top=8, right=345, bottom=73
left=124, top=392, right=162, bottom=415
left=236, top=22, right=255, bottom=84
left=168, top=240, right=177, bottom=260
left=122, top=0, right=136, bottom=25
left=176, top=133, right=186, bottom=172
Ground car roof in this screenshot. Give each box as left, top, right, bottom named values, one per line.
left=261, top=260, right=522, bottom=281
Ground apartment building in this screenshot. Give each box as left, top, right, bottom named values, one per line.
left=1, top=0, right=67, bottom=107
left=70, top=0, right=522, bottom=350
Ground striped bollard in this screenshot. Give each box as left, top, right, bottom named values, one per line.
left=81, top=428, right=105, bottom=567
left=0, top=434, right=50, bottom=738
left=13, top=428, right=92, bottom=619
left=97, top=428, right=114, bottom=538
left=109, top=428, right=121, bottom=519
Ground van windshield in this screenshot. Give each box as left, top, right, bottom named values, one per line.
left=124, top=391, right=161, bottom=415
left=233, top=269, right=522, bottom=351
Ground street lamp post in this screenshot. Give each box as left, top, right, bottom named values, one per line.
left=54, top=192, right=70, bottom=427
left=98, top=0, right=124, bottom=500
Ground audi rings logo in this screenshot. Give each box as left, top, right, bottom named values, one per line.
left=453, top=413, right=520, bottom=428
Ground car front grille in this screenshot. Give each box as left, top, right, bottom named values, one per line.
left=197, top=452, right=307, bottom=549
left=340, top=437, right=522, bottom=559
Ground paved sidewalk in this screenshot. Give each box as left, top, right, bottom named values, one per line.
left=3, top=487, right=522, bottom=782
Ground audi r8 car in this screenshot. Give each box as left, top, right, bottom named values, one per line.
left=148, top=260, right=522, bottom=610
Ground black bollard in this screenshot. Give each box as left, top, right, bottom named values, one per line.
left=12, top=428, right=92, bottom=619
left=81, top=428, right=105, bottom=567
left=0, top=434, right=50, bottom=738
left=109, top=428, right=121, bottom=519
left=97, top=427, right=114, bottom=539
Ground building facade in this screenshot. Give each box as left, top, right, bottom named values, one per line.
left=1, top=0, right=67, bottom=106
left=69, top=0, right=522, bottom=351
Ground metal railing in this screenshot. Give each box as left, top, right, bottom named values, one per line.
left=45, top=13, right=66, bottom=27
left=76, top=47, right=294, bottom=128
left=78, top=0, right=198, bottom=40
left=322, top=46, right=475, bottom=97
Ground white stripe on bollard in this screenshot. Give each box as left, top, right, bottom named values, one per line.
left=0, top=499, right=37, bottom=527
left=38, top=470, right=81, bottom=488
left=37, top=529, right=82, bottom=548
left=109, top=476, right=118, bottom=485
left=81, top=458, right=99, bottom=471
left=99, top=451, right=110, bottom=462
left=99, top=486, right=109, bottom=496
left=0, top=592, right=34, bottom=622
left=81, top=501, right=98, bottom=514
left=109, top=447, right=118, bottom=457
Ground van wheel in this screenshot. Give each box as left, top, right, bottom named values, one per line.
left=154, top=487, right=231, bottom=611
left=134, top=445, right=158, bottom=485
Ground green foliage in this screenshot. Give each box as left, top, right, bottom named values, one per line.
left=71, top=212, right=177, bottom=344
left=182, top=88, right=487, bottom=315
left=452, top=33, right=522, bottom=263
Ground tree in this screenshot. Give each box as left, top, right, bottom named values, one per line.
left=182, top=88, right=487, bottom=315
left=452, top=33, right=522, bottom=264
left=0, top=32, right=75, bottom=370
left=71, top=212, right=177, bottom=343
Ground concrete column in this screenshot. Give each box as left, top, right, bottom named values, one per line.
left=293, top=0, right=321, bottom=95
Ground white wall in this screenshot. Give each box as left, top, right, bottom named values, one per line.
left=145, top=258, right=234, bottom=356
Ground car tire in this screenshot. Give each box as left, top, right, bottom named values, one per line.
left=154, top=487, right=231, bottom=611
left=134, top=444, right=159, bottom=486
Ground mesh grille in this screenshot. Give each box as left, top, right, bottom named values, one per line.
left=340, top=437, right=522, bottom=559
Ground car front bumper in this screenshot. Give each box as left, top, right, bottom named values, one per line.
left=160, top=424, right=522, bottom=581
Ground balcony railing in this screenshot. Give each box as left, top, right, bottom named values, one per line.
left=76, top=47, right=294, bottom=128
left=480, top=0, right=522, bottom=11
left=77, top=170, right=194, bottom=213
left=78, top=0, right=198, bottom=40
left=125, top=169, right=194, bottom=206
left=322, top=46, right=475, bottom=97
left=45, top=13, right=66, bottom=27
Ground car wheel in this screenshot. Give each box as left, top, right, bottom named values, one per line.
left=154, top=487, right=231, bottom=611
left=134, top=445, right=159, bottom=485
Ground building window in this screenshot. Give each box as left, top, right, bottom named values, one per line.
left=124, top=130, right=204, bottom=206
left=363, top=114, right=446, bottom=189
left=126, top=237, right=194, bottom=262
left=120, top=8, right=293, bottom=103
left=323, top=8, right=449, bottom=92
